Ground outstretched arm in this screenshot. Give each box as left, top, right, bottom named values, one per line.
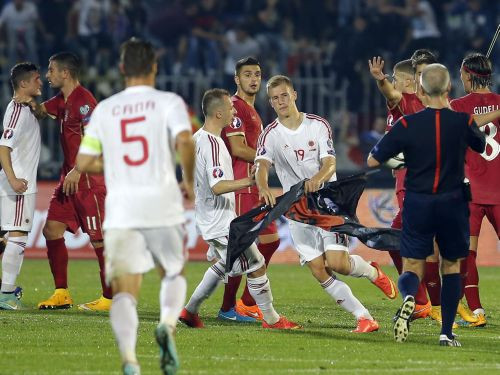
left=368, top=56, right=402, bottom=108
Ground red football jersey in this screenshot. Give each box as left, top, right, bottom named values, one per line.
left=450, top=92, right=500, bottom=204
left=386, top=93, right=425, bottom=193
left=221, top=95, right=263, bottom=194
left=44, top=85, right=105, bottom=190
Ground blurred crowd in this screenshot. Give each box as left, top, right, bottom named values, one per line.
left=0, top=0, right=498, bottom=174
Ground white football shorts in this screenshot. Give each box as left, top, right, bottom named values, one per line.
left=206, top=236, right=264, bottom=277
left=104, top=224, right=187, bottom=283
left=288, top=219, right=348, bottom=265
left=0, top=193, right=36, bottom=232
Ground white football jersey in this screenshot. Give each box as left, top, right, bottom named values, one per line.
left=193, top=128, right=235, bottom=240
left=0, top=101, right=40, bottom=196
left=255, top=113, right=336, bottom=192
left=79, top=85, right=191, bottom=229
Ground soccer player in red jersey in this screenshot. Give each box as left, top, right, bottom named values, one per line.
left=218, top=57, right=280, bottom=321
left=450, top=53, right=500, bottom=327
left=33, top=52, right=111, bottom=311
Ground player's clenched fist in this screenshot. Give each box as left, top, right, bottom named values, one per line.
left=8, top=177, right=28, bottom=194
left=259, top=187, right=276, bottom=207
left=304, top=177, right=322, bottom=194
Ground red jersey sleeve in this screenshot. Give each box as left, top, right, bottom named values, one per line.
left=43, top=94, right=62, bottom=118
left=77, top=91, right=98, bottom=127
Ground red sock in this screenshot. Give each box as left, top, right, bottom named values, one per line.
left=240, top=240, right=280, bottom=306
left=220, top=275, right=241, bottom=312
left=459, top=257, right=468, bottom=299
left=388, top=250, right=403, bottom=274
left=94, top=246, right=112, bottom=299
left=424, top=261, right=441, bottom=306
left=464, top=251, right=482, bottom=311
left=415, top=281, right=429, bottom=305
left=46, top=238, right=68, bottom=289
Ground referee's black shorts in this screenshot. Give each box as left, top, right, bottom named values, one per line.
left=401, top=189, right=469, bottom=260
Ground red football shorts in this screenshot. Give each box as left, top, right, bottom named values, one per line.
left=391, top=189, right=405, bottom=230
left=47, top=184, right=106, bottom=241
left=235, top=193, right=277, bottom=235
left=469, top=202, right=500, bottom=238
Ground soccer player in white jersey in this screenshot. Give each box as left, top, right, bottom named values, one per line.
left=75, top=38, right=195, bottom=375
left=255, top=75, right=398, bottom=333
left=0, top=62, right=42, bottom=310
left=178, top=88, right=300, bottom=330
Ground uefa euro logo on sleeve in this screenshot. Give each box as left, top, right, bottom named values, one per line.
left=258, top=147, right=266, bottom=156
left=3, top=129, right=13, bottom=139
left=212, top=167, right=224, bottom=178
left=230, top=117, right=242, bottom=129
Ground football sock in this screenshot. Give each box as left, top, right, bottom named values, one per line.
left=159, top=274, right=186, bottom=328
left=424, top=261, right=441, bottom=305
left=220, top=275, right=242, bottom=312
left=94, top=246, right=113, bottom=299
left=185, top=262, right=224, bottom=314
left=464, top=250, right=482, bottom=311
left=239, top=240, right=281, bottom=307
left=388, top=250, right=403, bottom=274
left=415, top=281, right=429, bottom=306
left=247, top=274, right=280, bottom=324
left=440, top=273, right=460, bottom=339
left=1, top=236, right=26, bottom=293
left=46, top=238, right=68, bottom=289
left=110, top=292, right=138, bottom=364
left=321, top=276, right=372, bottom=320
left=459, top=256, right=468, bottom=299
left=258, top=240, right=280, bottom=266
left=348, top=255, right=378, bottom=281
left=397, top=271, right=419, bottom=299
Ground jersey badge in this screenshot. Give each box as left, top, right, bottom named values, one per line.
left=230, top=117, right=242, bottom=129
left=327, top=139, right=333, bottom=149
left=308, top=140, right=315, bottom=147
left=257, top=147, right=266, bottom=156
left=212, top=167, right=224, bottom=178
left=80, top=105, right=91, bottom=115
left=3, top=129, right=13, bottom=139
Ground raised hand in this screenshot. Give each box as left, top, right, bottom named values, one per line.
left=368, top=56, right=386, bottom=81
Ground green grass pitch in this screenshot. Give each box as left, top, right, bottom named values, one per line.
left=1, top=259, right=499, bottom=374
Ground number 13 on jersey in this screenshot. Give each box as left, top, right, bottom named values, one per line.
left=121, top=116, right=149, bottom=166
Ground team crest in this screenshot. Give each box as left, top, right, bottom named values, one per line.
left=212, top=167, right=224, bottom=178
left=308, top=140, right=315, bottom=147
left=3, top=129, right=13, bottom=139
left=230, top=117, right=242, bottom=129
left=80, top=105, right=90, bottom=115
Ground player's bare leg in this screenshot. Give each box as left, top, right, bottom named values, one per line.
left=324, top=250, right=397, bottom=299
left=77, top=240, right=113, bottom=311
left=309, top=255, right=378, bottom=333
left=38, top=220, right=73, bottom=309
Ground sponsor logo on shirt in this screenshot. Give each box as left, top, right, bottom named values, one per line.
left=3, top=129, right=13, bottom=139
left=80, top=105, right=91, bottom=115
left=212, top=167, right=224, bottom=178
left=230, top=117, right=242, bottom=129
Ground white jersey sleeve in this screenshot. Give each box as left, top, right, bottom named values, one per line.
left=201, top=134, right=232, bottom=188
left=166, top=94, right=191, bottom=139
left=317, top=117, right=336, bottom=160
left=255, top=121, right=277, bottom=164
left=0, top=102, right=28, bottom=150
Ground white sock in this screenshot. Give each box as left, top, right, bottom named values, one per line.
left=110, top=292, right=138, bottom=364
left=473, top=308, right=485, bottom=315
left=1, top=236, right=26, bottom=293
left=247, top=274, right=280, bottom=325
left=185, top=262, right=224, bottom=314
left=160, top=274, right=187, bottom=328
left=349, top=255, right=378, bottom=282
left=320, top=276, right=373, bottom=320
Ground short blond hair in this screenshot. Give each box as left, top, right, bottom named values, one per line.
left=266, top=75, right=294, bottom=94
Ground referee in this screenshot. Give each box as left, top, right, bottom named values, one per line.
left=367, top=63, right=487, bottom=347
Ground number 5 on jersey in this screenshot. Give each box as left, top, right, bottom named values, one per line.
left=121, top=116, right=149, bottom=166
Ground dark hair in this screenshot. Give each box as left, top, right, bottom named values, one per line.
left=410, top=49, right=437, bottom=69
left=235, top=56, right=260, bottom=75
left=394, top=59, right=414, bottom=76
left=462, top=53, right=492, bottom=90
left=202, top=88, right=230, bottom=117
left=10, top=62, right=39, bottom=91
left=120, top=37, right=156, bottom=77
left=49, top=52, right=80, bottom=79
